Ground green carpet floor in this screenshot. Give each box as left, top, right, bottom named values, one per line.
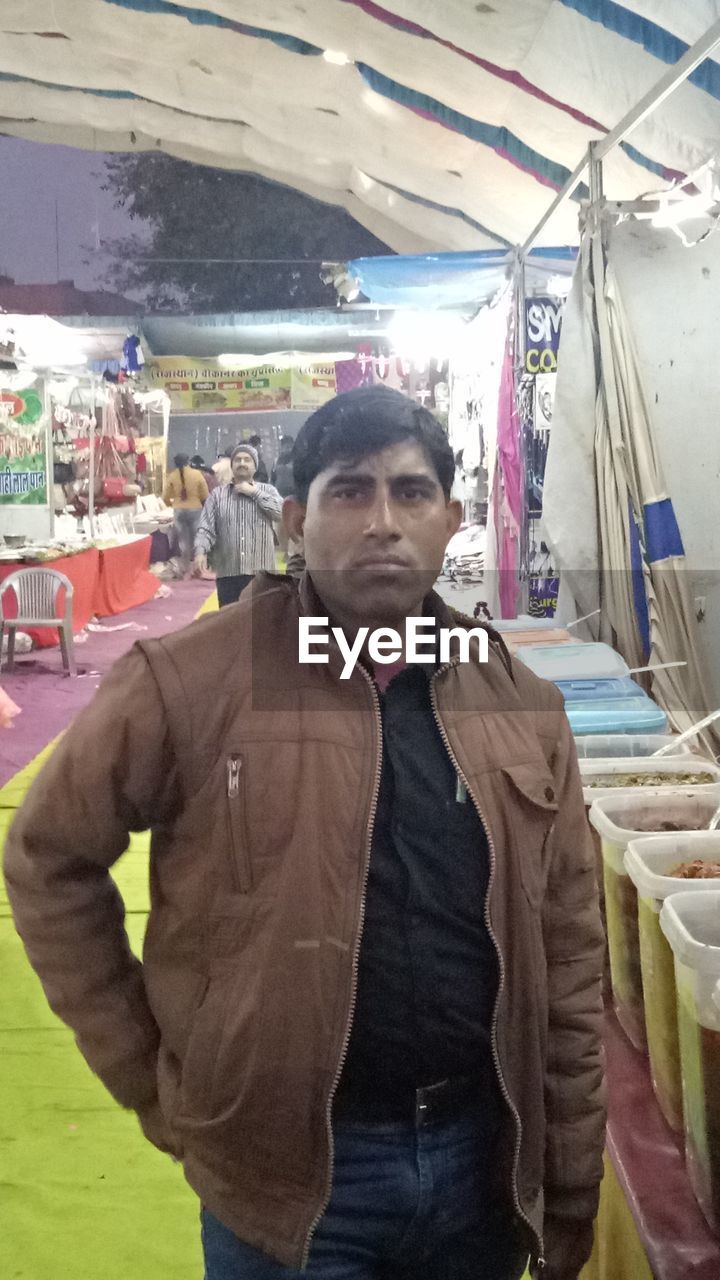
left=1, top=705, right=532, bottom=1280
left=1, top=753, right=202, bottom=1279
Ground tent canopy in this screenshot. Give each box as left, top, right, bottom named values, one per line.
left=1, top=2, right=719, bottom=252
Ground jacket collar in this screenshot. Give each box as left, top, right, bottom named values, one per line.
left=294, top=571, right=514, bottom=682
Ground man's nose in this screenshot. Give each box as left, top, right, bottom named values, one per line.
left=365, top=493, right=401, bottom=539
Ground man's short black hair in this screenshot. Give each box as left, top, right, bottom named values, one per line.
left=293, top=385, right=454, bottom=504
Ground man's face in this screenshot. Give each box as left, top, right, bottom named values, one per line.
left=232, top=451, right=257, bottom=482
left=287, top=440, right=462, bottom=626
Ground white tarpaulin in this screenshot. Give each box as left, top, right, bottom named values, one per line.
left=545, top=215, right=720, bottom=738
left=2, top=2, right=720, bottom=250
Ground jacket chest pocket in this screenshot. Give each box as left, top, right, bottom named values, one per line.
left=502, top=762, right=559, bottom=911
left=225, top=754, right=252, bottom=893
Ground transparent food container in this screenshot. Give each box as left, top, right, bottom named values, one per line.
left=625, top=834, right=720, bottom=1131
left=574, top=733, right=698, bottom=759
left=580, top=757, right=720, bottom=806
left=589, top=791, right=720, bottom=1051
left=660, top=892, right=720, bottom=1232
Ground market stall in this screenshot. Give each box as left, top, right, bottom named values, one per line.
left=0, top=546, right=100, bottom=648
left=0, top=533, right=158, bottom=646
left=94, top=535, right=157, bottom=617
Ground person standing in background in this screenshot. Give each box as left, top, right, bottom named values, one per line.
left=191, top=455, right=219, bottom=493
left=271, top=434, right=297, bottom=557
left=193, top=443, right=282, bottom=606
left=212, top=447, right=234, bottom=486
left=163, top=453, right=209, bottom=577
left=248, top=434, right=269, bottom=483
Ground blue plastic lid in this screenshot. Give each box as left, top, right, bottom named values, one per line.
left=565, top=697, right=668, bottom=736
left=555, top=676, right=640, bottom=702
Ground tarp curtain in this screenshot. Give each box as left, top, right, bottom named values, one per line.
left=558, top=217, right=716, bottom=739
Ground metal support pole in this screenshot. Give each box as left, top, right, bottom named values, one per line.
left=519, top=17, right=720, bottom=258
left=42, top=373, right=55, bottom=541
left=88, top=377, right=97, bottom=540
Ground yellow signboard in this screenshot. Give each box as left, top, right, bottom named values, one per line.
left=148, top=358, right=337, bottom=414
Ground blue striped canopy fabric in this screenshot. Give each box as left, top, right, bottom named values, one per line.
left=0, top=2, right=719, bottom=250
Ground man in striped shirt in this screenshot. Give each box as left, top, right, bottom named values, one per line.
left=193, top=443, right=283, bottom=606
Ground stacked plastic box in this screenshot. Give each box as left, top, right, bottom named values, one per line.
left=516, top=642, right=668, bottom=735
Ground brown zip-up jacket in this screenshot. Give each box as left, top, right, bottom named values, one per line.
left=4, top=573, right=605, bottom=1270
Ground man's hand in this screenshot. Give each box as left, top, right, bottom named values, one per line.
left=532, top=1217, right=595, bottom=1280
left=193, top=552, right=208, bottom=576
left=234, top=480, right=257, bottom=496
left=137, top=1099, right=183, bottom=1160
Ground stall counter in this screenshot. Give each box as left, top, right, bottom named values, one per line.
left=0, top=548, right=101, bottom=647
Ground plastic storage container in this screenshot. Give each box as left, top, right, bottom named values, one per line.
left=580, top=757, right=720, bottom=805
left=493, top=616, right=568, bottom=632
left=660, top=892, right=720, bottom=1232
left=502, top=630, right=573, bottom=650
left=625, top=834, right=720, bottom=1130
left=556, top=676, right=641, bottom=702
left=565, top=696, right=668, bottom=737
left=574, top=734, right=695, bottom=758
left=517, top=641, right=629, bottom=681
left=589, top=791, right=720, bottom=1051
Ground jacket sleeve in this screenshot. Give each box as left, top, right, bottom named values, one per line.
left=3, top=647, right=180, bottom=1111
left=194, top=488, right=218, bottom=555
left=542, top=703, right=606, bottom=1226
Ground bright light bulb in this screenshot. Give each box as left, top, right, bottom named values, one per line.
left=323, top=49, right=351, bottom=65
left=387, top=312, right=465, bottom=366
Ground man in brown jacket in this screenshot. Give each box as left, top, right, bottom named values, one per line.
left=5, top=386, right=605, bottom=1279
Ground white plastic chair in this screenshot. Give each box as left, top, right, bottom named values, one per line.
left=0, top=568, right=77, bottom=676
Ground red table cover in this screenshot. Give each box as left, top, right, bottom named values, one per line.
left=94, top=536, right=157, bottom=617
left=0, top=548, right=100, bottom=648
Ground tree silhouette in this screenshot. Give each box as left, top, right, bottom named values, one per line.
left=98, top=153, right=390, bottom=312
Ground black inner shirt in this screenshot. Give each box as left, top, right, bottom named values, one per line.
left=335, top=663, right=500, bottom=1113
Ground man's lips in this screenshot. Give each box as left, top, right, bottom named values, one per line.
left=352, top=555, right=412, bottom=570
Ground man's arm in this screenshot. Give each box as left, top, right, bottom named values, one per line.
left=3, top=648, right=179, bottom=1112
left=255, top=482, right=283, bottom=520
left=540, top=705, right=606, bottom=1279
left=194, top=489, right=218, bottom=567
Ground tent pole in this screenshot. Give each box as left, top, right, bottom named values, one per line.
left=519, top=17, right=720, bottom=257
left=588, top=141, right=604, bottom=225
left=88, top=377, right=97, bottom=539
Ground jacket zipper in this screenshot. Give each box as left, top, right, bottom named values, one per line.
left=429, top=661, right=545, bottom=1271
left=301, top=666, right=383, bottom=1268
left=226, top=754, right=251, bottom=893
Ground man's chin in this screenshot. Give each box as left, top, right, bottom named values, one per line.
left=347, top=571, right=435, bottom=621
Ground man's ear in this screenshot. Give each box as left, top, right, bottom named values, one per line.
left=445, top=498, right=463, bottom=539
left=283, top=496, right=306, bottom=540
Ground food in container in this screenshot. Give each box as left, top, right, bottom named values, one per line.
left=673, top=862, right=720, bottom=880
left=589, top=792, right=720, bottom=1051
left=625, top=835, right=720, bottom=1131
left=580, top=757, right=720, bottom=806
left=660, top=892, right=720, bottom=1231
left=585, top=771, right=714, bottom=789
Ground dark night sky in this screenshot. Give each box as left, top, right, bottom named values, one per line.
left=0, top=137, right=142, bottom=291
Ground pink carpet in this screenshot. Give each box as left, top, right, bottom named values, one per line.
left=0, top=579, right=214, bottom=786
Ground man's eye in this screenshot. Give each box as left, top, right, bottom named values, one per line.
left=333, top=486, right=363, bottom=500
left=399, top=486, right=427, bottom=501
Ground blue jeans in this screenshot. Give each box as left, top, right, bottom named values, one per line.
left=201, top=1109, right=529, bottom=1278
